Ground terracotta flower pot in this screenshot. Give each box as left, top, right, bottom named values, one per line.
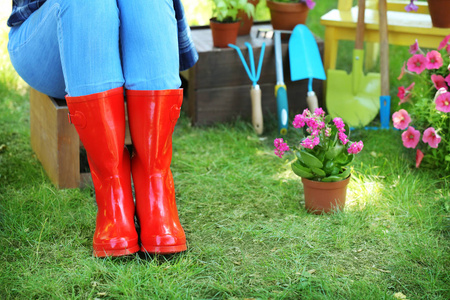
left=427, top=0, right=450, bottom=28
left=237, top=0, right=260, bottom=36
left=301, top=175, right=351, bottom=214
left=266, top=0, right=309, bottom=31
left=210, top=18, right=241, bottom=48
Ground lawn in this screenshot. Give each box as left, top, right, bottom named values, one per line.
left=0, top=1, right=449, bottom=299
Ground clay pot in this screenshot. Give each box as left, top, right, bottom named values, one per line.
left=237, top=0, right=260, bottom=36
left=266, top=0, right=309, bottom=31
left=301, top=176, right=350, bottom=214
left=210, top=18, right=241, bottom=48
left=427, top=0, right=450, bottom=28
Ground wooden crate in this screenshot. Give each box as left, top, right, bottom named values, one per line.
left=30, top=88, right=132, bottom=189
left=185, top=24, right=324, bottom=126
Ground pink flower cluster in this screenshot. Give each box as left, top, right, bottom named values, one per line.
left=333, top=117, right=348, bottom=145
left=347, top=141, right=364, bottom=154
left=293, top=108, right=327, bottom=150
left=392, top=109, right=442, bottom=149
left=274, top=138, right=289, bottom=158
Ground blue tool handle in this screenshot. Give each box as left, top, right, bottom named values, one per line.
left=276, top=86, right=289, bottom=135
left=380, top=95, right=391, bottom=129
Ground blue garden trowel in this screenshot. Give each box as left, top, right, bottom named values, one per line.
left=289, top=24, right=326, bottom=111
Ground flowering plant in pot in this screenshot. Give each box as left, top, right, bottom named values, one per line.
left=266, top=0, right=316, bottom=31
left=210, top=0, right=255, bottom=47
left=392, top=36, right=450, bottom=173
left=274, top=108, right=364, bottom=214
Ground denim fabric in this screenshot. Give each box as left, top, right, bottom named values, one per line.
left=7, top=0, right=198, bottom=98
left=7, top=0, right=47, bottom=27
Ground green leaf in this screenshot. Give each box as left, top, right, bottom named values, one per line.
left=300, top=150, right=323, bottom=169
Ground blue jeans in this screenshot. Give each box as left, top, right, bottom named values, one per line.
left=8, top=0, right=181, bottom=98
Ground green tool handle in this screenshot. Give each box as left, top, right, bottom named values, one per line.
left=251, top=85, right=263, bottom=135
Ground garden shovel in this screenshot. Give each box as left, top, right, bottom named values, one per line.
left=326, top=0, right=381, bottom=128
left=289, top=24, right=326, bottom=112
left=379, top=0, right=391, bottom=129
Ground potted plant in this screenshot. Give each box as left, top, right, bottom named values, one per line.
left=237, top=0, right=259, bottom=36
left=405, top=0, right=450, bottom=28
left=210, top=0, right=255, bottom=48
left=392, top=37, right=449, bottom=173
left=266, top=0, right=316, bottom=31
left=274, top=107, right=364, bottom=214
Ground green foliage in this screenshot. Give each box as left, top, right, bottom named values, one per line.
left=211, top=0, right=255, bottom=22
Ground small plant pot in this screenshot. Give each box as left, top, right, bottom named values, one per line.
left=237, top=0, right=259, bottom=36
left=266, top=0, right=309, bottom=31
left=427, top=0, right=450, bottom=28
left=210, top=18, right=241, bottom=48
left=301, top=175, right=351, bottom=214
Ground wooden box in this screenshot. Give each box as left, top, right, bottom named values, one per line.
left=185, top=24, right=324, bottom=126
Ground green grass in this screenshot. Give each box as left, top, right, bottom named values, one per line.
left=1, top=2, right=449, bottom=299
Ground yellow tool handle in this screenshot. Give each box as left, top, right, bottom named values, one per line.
left=251, top=85, right=263, bottom=135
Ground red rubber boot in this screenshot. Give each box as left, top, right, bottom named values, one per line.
left=66, top=87, right=139, bottom=257
left=126, top=89, right=186, bottom=254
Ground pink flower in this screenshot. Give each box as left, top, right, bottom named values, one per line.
left=301, top=136, right=319, bottom=149
left=416, top=149, right=424, bottom=168
left=293, top=114, right=306, bottom=128
left=274, top=138, right=290, bottom=158
left=305, top=0, right=316, bottom=10
left=405, top=0, right=418, bottom=12
left=392, top=109, right=411, bottom=130
left=435, top=92, right=450, bottom=112
left=347, top=141, right=364, bottom=154
left=401, top=126, right=421, bottom=149
left=407, top=54, right=427, bottom=74
left=445, top=75, right=450, bottom=86
left=338, top=132, right=349, bottom=145
left=431, top=74, right=448, bottom=90
left=409, top=39, right=420, bottom=54
left=422, top=127, right=441, bottom=148
left=425, top=50, right=443, bottom=70
left=397, top=62, right=407, bottom=80
left=438, top=34, right=450, bottom=51
left=397, top=82, right=415, bottom=104
left=333, top=117, right=345, bottom=132
left=314, top=107, right=325, bottom=116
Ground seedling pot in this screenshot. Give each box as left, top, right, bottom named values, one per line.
left=301, top=175, right=351, bottom=214
left=210, top=18, right=240, bottom=48
left=266, top=0, right=309, bottom=31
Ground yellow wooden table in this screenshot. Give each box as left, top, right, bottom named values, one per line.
left=320, top=0, right=449, bottom=72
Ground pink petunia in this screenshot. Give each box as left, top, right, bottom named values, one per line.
left=405, top=1, right=418, bottom=12
left=416, top=149, right=424, bottom=168
left=445, top=75, right=450, bottom=86
left=431, top=74, right=448, bottom=90
left=438, top=34, right=450, bottom=51
left=409, top=39, right=420, bottom=54
left=422, top=127, right=441, bottom=148
left=435, top=91, right=450, bottom=112
left=401, top=126, right=421, bottom=149
left=397, top=82, right=415, bottom=104
left=397, top=62, right=407, bottom=80
left=392, top=109, right=411, bottom=130
left=425, top=50, right=443, bottom=70
left=305, top=0, right=316, bottom=10
left=407, top=54, right=427, bottom=74
left=347, top=141, right=364, bottom=154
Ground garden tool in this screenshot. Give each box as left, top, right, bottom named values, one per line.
left=289, top=24, right=326, bottom=112
left=229, top=42, right=266, bottom=135
left=274, top=30, right=289, bottom=134
left=126, top=89, right=186, bottom=254
left=326, top=0, right=381, bottom=128
left=378, top=0, right=391, bottom=129
left=66, top=87, right=139, bottom=257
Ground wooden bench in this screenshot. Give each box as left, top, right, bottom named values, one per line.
left=30, top=88, right=132, bottom=189
left=320, top=0, right=448, bottom=72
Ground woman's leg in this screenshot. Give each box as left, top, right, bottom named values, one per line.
left=119, top=0, right=186, bottom=254
left=117, top=0, right=181, bottom=90
left=8, top=0, right=124, bottom=97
